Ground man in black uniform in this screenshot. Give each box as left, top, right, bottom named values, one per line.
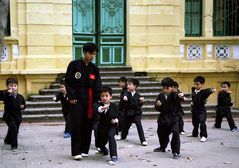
left=65, top=43, right=102, bottom=160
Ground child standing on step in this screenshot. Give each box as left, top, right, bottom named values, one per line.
left=214, top=81, right=237, bottom=132
left=53, top=80, right=71, bottom=138
left=154, top=77, right=183, bottom=159
left=95, top=86, right=120, bottom=165
left=190, top=76, right=216, bottom=142
left=0, top=78, right=25, bottom=152
left=121, top=78, right=148, bottom=146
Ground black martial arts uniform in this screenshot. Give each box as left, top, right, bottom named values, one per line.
left=118, top=86, right=127, bottom=132
left=65, top=58, right=102, bottom=156
left=121, top=91, right=146, bottom=143
left=191, top=88, right=214, bottom=138
left=95, top=102, right=119, bottom=158
left=177, top=91, right=185, bottom=133
left=155, top=92, right=181, bottom=154
left=54, top=92, right=71, bottom=134
left=0, top=90, right=25, bottom=149
left=214, top=90, right=237, bottom=130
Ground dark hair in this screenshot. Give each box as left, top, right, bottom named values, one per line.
left=6, top=78, right=18, bottom=86
left=221, top=81, right=230, bottom=88
left=161, top=77, right=174, bottom=87
left=194, top=76, right=205, bottom=84
left=60, top=79, right=66, bottom=86
left=128, top=78, right=139, bottom=87
left=173, top=81, right=179, bottom=88
left=83, top=43, right=98, bottom=53
left=118, top=76, right=127, bottom=83
left=100, top=86, right=112, bottom=96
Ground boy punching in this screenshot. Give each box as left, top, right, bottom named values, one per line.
left=0, top=78, right=25, bottom=152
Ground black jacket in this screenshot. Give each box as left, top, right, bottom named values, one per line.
left=217, top=90, right=233, bottom=110
left=65, top=58, right=102, bottom=103
left=54, top=92, right=70, bottom=115
left=94, top=102, right=120, bottom=127
left=155, top=92, right=180, bottom=124
left=118, top=87, right=127, bottom=114
left=191, top=88, right=213, bottom=113
left=124, top=91, right=143, bottom=116
left=0, top=90, right=25, bottom=123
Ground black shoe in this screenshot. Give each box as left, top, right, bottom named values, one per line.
left=4, top=140, right=10, bottom=145
left=11, top=147, right=17, bottom=152
left=172, top=153, right=179, bottom=159
left=101, top=146, right=109, bottom=155
left=153, top=147, right=165, bottom=152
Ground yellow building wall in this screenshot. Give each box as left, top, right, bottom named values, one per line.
left=1, top=0, right=72, bottom=95
left=1, top=0, right=239, bottom=108
left=0, top=0, right=73, bottom=109
left=128, top=0, right=239, bottom=107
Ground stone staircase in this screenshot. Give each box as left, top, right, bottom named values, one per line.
left=1, top=66, right=239, bottom=122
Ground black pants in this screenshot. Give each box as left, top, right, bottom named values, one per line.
left=70, top=103, right=93, bottom=156
left=214, top=108, right=237, bottom=130
left=93, top=121, right=99, bottom=148
left=121, top=115, right=146, bottom=143
left=192, top=112, right=207, bottom=138
left=63, top=112, right=71, bottom=134
left=157, top=120, right=180, bottom=154
left=178, top=115, right=184, bottom=132
left=5, top=120, right=20, bottom=148
left=117, top=109, right=126, bottom=132
left=96, top=125, right=117, bottom=157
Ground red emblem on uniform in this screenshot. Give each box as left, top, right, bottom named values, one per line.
left=89, top=74, right=96, bottom=80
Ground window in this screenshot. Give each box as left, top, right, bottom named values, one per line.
left=185, top=0, right=202, bottom=37
left=4, top=1, right=10, bottom=36
left=213, top=0, right=239, bottom=36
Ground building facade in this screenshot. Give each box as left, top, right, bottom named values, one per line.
left=1, top=0, right=239, bottom=108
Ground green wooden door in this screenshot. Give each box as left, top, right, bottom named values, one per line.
left=73, top=0, right=126, bottom=66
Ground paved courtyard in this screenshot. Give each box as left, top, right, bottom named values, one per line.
left=0, top=119, right=239, bottom=168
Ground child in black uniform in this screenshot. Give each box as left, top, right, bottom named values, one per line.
left=53, top=80, right=71, bottom=138
left=121, top=78, right=148, bottom=146
left=154, top=77, right=183, bottom=159
left=116, top=76, right=127, bottom=139
left=214, top=81, right=237, bottom=132
left=95, top=86, right=119, bottom=165
left=173, top=81, right=186, bottom=135
left=0, top=78, right=25, bottom=152
left=190, top=76, right=216, bottom=142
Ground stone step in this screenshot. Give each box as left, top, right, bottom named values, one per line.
left=29, top=95, right=55, bottom=102
left=99, top=71, right=134, bottom=77
left=23, top=107, right=62, bottom=115
left=22, top=104, right=218, bottom=116
left=50, top=81, right=162, bottom=89
left=100, top=76, right=152, bottom=83
left=25, top=101, right=61, bottom=108
left=29, top=92, right=192, bottom=103
left=39, top=87, right=162, bottom=95
left=24, top=98, right=204, bottom=111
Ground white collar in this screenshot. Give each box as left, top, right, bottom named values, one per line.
left=195, top=88, right=202, bottom=94
left=131, top=91, right=136, bottom=96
